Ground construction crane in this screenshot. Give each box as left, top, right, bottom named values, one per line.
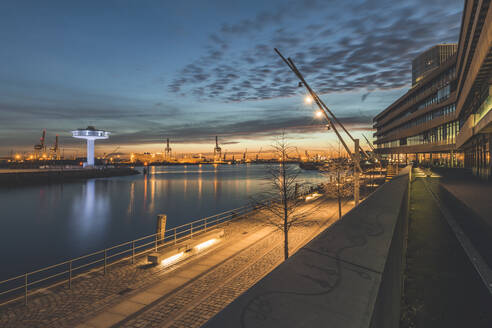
left=165, top=138, right=172, bottom=159
left=49, top=134, right=60, bottom=160
left=223, top=150, right=227, bottom=161
left=295, top=147, right=301, bottom=161
left=34, top=129, right=46, bottom=158
left=103, top=146, right=121, bottom=160
left=213, top=136, right=222, bottom=163
left=243, top=148, right=247, bottom=162
left=255, top=147, right=262, bottom=162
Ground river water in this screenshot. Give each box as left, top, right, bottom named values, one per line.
left=0, top=164, right=324, bottom=280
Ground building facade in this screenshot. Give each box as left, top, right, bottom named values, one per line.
left=412, top=44, right=458, bottom=85
left=373, top=0, right=492, bottom=180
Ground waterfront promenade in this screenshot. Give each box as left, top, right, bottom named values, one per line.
left=0, top=197, right=353, bottom=328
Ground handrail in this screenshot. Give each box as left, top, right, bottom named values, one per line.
left=0, top=204, right=254, bottom=306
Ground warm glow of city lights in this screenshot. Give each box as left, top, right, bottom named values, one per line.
left=195, top=238, right=218, bottom=251
left=305, top=193, right=321, bottom=201
left=161, top=252, right=184, bottom=266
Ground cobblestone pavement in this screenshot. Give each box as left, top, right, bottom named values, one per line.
left=118, top=199, right=351, bottom=328
left=0, top=211, right=266, bottom=328
left=0, top=197, right=351, bottom=328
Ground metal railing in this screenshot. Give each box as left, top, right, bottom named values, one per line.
left=0, top=204, right=254, bottom=306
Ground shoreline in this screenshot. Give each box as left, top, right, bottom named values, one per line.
left=0, top=167, right=140, bottom=187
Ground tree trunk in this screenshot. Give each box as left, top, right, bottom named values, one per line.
left=284, top=224, right=289, bottom=260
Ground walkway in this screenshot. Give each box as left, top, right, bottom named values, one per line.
left=0, top=197, right=352, bottom=328
left=400, top=169, right=492, bottom=327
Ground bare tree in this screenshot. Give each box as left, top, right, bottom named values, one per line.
left=320, top=158, right=353, bottom=219
left=253, top=134, right=317, bottom=260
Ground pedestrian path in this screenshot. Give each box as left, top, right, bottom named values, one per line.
left=0, top=197, right=352, bottom=328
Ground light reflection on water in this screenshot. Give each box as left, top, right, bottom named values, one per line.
left=0, top=164, right=324, bottom=280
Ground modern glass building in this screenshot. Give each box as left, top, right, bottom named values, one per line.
left=412, top=44, right=458, bottom=86
left=373, top=0, right=492, bottom=179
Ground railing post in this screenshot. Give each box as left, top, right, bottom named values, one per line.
left=174, top=229, right=177, bottom=245
left=191, top=222, right=193, bottom=239
left=132, top=241, right=135, bottom=264
left=24, top=273, right=28, bottom=305
left=69, top=261, right=72, bottom=289
left=104, top=249, right=107, bottom=275
left=155, top=234, right=158, bottom=251
left=204, top=218, right=207, bottom=232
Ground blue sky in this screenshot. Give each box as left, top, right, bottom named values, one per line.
left=0, top=0, right=463, bottom=156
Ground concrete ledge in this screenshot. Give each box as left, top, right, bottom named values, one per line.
left=204, top=171, right=410, bottom=328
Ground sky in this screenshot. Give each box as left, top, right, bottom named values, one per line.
left=0, top=0, right=464, bottom=157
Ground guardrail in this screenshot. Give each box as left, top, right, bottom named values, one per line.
left=0, top=204, right=255, bottom=307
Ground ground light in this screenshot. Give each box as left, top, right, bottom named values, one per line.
left=160, top=252, right=184, bottom=267
left=195, top=238, right=218, bottom=251
left=305, top=192, right=321, bottom=201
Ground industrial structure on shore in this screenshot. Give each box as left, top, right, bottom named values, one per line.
left=373, top=0, right=492, bottom=180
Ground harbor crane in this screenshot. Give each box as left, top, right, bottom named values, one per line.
left=34, top=129, right=46, bottom=158
left=243, top=148, right=247, bottom=162
left=49, top=134, right=60, bottom=160
left=165, top=138, right=172, bottom=159
left=255, top=147, right=262, bottom=162
left=223, top=150, right=227, bottom=161
left=213, top=136, right=222, bottom=162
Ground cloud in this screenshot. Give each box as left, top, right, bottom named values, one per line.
left=169, top=0, right=463, bottom=102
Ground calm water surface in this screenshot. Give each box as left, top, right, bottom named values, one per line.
left=0, top=164, right=324, bottom=280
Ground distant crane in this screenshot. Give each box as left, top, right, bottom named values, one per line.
left=165, top=138, right=172, bottom=159
left=49, top=134, right=60, bottom=160
left=255, top=147, right=262, bottom=162
left=223, top=150, right=227, bottom=161
left=213, top=136, right=222, bottom=162
left=295, top=147, right=301, bottom=161
left=34, top=129, right=46, bottom=158
left=103, top=146, right=120, bottom=159
left=243, top=148, right=247, bottom=162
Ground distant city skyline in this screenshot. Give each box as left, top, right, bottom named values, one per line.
left=0, top=0, right=463, bottom=156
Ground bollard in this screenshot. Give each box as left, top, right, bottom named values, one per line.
left=156, top=214, right=167, bottom=248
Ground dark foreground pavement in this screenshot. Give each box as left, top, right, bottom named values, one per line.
left=401, top=174, right=492, bottom=327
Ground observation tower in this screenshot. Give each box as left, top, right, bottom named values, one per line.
left=72, top=126, right=110, bottom=167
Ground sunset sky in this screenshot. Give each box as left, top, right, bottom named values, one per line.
left=0, top=0, right=463, bottom=157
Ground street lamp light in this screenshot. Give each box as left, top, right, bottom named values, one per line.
left=304, top=95, right=313, bottom=104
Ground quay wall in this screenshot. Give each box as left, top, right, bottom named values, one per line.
left=204, top=167, right=411, bottom=328
left=0, top=167, right=139, bottom=187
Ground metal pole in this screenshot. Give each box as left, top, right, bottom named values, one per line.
left=354, top=139, right=360, bottom=206
left=24, top=273, right=28, bottom=305
left=190, top=222, right=193, bottom=239
left=132, top=241, right=135, bottom=264
left=204, top=218, right=207, bottom=232
left=155, top=234, right=158, bottom=252
left=69, top=261, right=72, bottom=289
left=174, top=229, right=177, bottom=245
left=104, top=249, right=107, bottom=275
